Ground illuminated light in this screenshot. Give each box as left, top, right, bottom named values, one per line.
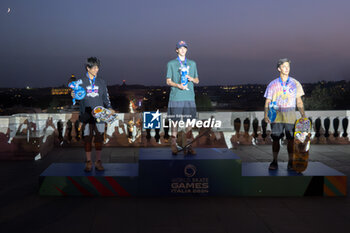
left=51, top=88, right=70, bottom=95
left=221, top=86, right=237, bottom=90
left=34, top=153, right=41, bottom=160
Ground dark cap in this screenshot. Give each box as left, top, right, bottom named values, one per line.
left=176, top=40, right=188, bottom=49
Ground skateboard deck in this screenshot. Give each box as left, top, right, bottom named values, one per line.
left=92, top=106, right=118, bottom=124
left=176, top=117, right=214, bottom=153
left=292, top=117, right=312, bottom=173
left=176, top=128, right=211, bottom=153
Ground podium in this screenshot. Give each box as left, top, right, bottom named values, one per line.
left=39, top=148, right=347, bottom=197
left=39, top=163, right=138, bottom=196
left=241, top=162, right=347, bottom=196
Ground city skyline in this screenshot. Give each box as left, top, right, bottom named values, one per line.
left=1, top=0, right=350, bottom=88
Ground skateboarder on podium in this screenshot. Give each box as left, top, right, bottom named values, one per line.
left=166, top=41, right=199, bottom=155
left=264, top=58, right=306, bottom=170
left=72, top=57, right=115, bottom=172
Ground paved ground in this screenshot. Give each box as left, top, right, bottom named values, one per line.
left=1, top=145, right=350, bottom=233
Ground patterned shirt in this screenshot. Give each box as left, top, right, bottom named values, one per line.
left=264, top=77, right=304, bottom=123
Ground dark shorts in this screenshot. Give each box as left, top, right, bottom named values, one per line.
left=167, top=101, right=197, bottom=121
left=271, top=123, right=294, bottom=140
left=82, top=122, right=105, bottom=143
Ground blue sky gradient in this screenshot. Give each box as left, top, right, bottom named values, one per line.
left=1, top=0, right=350, bottom=87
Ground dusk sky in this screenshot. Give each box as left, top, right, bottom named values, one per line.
left=1, top=0, right=350, bottom=88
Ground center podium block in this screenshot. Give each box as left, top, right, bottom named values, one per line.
left=138, top=148, right=242, bottom=196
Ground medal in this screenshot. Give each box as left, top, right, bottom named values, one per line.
left=279, top=76, right=290, bottom=95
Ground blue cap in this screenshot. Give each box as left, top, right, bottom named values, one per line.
left=176, top=40, right=188, bottom=49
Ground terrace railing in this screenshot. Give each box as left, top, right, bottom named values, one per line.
left=0, top=110, right=349, bottom=160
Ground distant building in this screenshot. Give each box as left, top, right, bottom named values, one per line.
left=51, top=88, right=70, bottom=96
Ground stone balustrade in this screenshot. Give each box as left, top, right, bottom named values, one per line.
left=0, top=110, right=349, bottom=160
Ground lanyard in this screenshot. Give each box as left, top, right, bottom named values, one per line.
left=279, top=76, right=290, bottom=94
left=86, top=72, right=96, bottom=90
left=177, top=56, right=187, bottom=68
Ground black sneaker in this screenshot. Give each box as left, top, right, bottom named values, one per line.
left=269, top=160, right=278, bottom=170
left=287, top=160, right=294, bottom=170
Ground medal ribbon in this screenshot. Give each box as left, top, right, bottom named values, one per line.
left=177, top=56, right=187, bottom=68
left=279, top=76, right=290, bottom=94
left=86, top=72, right=96, bottom=91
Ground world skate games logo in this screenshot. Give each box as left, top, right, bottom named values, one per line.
left=171, top=164, right=209, bottom=194
left=143, top=110, right=162, bottom=129
left=184, top=164, right=197, bottom=177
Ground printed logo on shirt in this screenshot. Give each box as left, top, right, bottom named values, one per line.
left=86, top=85, right=99, bottom=98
